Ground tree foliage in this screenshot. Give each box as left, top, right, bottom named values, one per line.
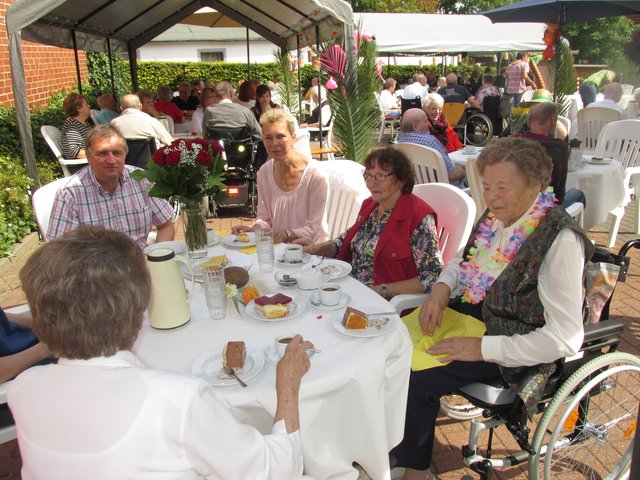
left=349, top=0, right=438, bottom=13
left=563, top=17, right=635, bottom=66
left=438, top=0, right=511, bottom=14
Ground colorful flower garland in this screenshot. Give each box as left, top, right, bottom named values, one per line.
left=459, top=189, right=556, bottom=304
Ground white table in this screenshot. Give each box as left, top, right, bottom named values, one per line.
left=567, top=157, right=626, bottom=230
left=134, top=243, right=412, bottom=480
left=449, top=147, right=481, bottom=166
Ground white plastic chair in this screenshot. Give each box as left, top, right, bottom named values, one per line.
left=391, top=143, right=449, bottom=184
left=317, top=160, right=367, bottom=238
left=593, top=119, right=640, bottom=246
left=307, top=123, right=335, bottom=160
left=576, top=107, right=624, bottom=153
left=375, top=92, right=401, bottom=142
left=390, top=183, right=476, bottom=313
left=620, top=84, right=634, bottom=96
left=557, top=115, right=571, bottom=136
left=31, top=177, right=69, bottom=241
left=464, top=156, right=486, bottom=222
left=40, top=125, right=88, bottom=177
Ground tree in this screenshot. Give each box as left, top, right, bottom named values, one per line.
left=563, top=17, right=635, bottom=66
left=438, top=0, right=511, bottom=14
left=349, top=0, right=438, bottom=13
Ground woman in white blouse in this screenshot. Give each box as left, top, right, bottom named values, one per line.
left=10, top=225, right=311, bottom=480
left=391, top=137, right=594, bottom=480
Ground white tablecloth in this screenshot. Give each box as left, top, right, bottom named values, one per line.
left=134, top=244, right=412, bottom=480
left=567, top=157, right=626, bottom=230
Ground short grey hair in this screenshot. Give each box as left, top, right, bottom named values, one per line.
left=120, top=94, right=141, bottom=110
left=156, top=85, right=173, bottom=100
left=424, top=93, right=444, bottom=109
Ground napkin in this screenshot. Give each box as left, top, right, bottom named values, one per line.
left=402, top=307, right=486, bottom=371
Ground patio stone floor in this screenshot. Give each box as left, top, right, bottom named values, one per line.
left=0, top=203, right=639, bottom=480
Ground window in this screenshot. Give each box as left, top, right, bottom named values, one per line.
left=199, top=50, right=224, bottom=62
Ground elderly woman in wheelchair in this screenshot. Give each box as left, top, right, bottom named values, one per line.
left=391, top=136, right=606, bottom=480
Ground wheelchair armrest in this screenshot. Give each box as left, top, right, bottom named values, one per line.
left=582, top=319, right=624, bottom=346
left=390, top=293, right=427, bottom=314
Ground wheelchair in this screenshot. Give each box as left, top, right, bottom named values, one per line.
left=447, top=239, right=640, bottom=479
left=442, top=102, right=494, bottom=147
left=205, top=125, right=262, bottom=216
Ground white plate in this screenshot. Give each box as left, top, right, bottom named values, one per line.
left=462, top=149, right=477, bottom=155
left=301, top=259, right=352, bottom=280
left=144, top=241, right=187, bottom=257
left=276, top=252, right=312, bottom=267
left=332, top=310, right=398, bottom=338
left=207, top=234, right=222, bottom=247
left=309, top=291, right=352, bottom=311
left=182, top=251, right=252, bottom=282
left=246, top=296, right=305, bottom=322
left=191, top=348, right=265, bottom=386
left=263, top=343, right=316, bottom=365
left=223, top=232, right=256, bottom=248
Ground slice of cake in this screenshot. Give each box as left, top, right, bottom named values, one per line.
left=237, top=232, right=251, bottom=243
left=254, top=293, right=292, bottom=319
left=222, top=341, right=246, bottom=371
left=201, top=255, right=228, bottom=271
left=343, top=307, right=368, bottom=329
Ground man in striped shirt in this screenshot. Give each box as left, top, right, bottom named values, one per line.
left=47, top=125, right=175, bottom=248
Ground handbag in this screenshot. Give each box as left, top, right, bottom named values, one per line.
left=0, top=308, right=39, bottom=357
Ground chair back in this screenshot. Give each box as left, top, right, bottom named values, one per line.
left=481, top=95, right=502, bottom=136
left=577, top=107, right=623, bottom=152
left=401, top=97, right=421, bottom=115
left=391, top=143, right=449, bottom=184
left=442, top=102, right=466, bottom=126
left=32, top=177, right=70, bottom=241
left=465, top=156, right=486, bottom=222
left=620, top=84, right=634, bottom=96
left=206, top=125, right=254, bottom=170
left=557, top=115, right=571, bottom=136
left=317, top=160, right=367, bottom=238
left=412, top=182, right=476, bottom=266
left=594, top=119, right=640, bottom=169
left=159, top=115, right=174, bottom=134
left=125, top=137, right=157, bottom=169
left=40, top=125, right=89, bottom=176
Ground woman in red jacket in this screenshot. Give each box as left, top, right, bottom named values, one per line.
left=301, top=148, right=442, bottom=298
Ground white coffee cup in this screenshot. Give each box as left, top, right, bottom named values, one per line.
left=275, top=334, right=295, bottom=358
left=207, top=229, right=217, bottom=244
left=464, top=145, right=475, bottom=154
left=284, top=244, right=304, bottom=262
left=319, top=283, right=341, bottom=306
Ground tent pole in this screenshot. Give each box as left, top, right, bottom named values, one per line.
left=71, top=30, right=83, bottom=95
left=128, top=43, right=138, bottom=92
left=316, top=24, right=323, bottom=150
left=297, top=35, right=303, bottom=125
left=246, top=28, right=251, bottom=78
left=107, top=38, right=116, bottom=100
left=8, top=30, right=39, bottom=189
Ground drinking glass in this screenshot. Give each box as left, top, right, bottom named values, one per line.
left=202, top=265, right=227, bottom=320
left=256, top=228, right=275, bottom=273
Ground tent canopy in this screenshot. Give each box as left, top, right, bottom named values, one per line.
left=6, top=0, right=354, bottom=52
left=5, top=0, right=353, bottom=188
left=355, top=13, right=546, bottom=54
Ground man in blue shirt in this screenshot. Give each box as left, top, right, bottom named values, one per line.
left=397, top=109, right=466, bottom=188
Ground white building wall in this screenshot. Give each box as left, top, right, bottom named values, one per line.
left=138, top=41, right=278, bottom=63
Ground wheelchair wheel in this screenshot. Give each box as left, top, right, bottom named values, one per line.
left=440, top=394, right=483, bottom=421
left=464, top=113, right=493, bottom=147
left=529, top=352, right=640, bottom=480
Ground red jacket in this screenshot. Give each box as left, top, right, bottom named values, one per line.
left=337, top=194, right=435, bottom=285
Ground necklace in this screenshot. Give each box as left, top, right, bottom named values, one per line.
left=459, top=189, right=556, bottom=304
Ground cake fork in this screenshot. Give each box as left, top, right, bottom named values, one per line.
left=223, top=365, right=247, bottom=387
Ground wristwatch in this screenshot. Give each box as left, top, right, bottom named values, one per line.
left=380, top=283, right=389, bottom=298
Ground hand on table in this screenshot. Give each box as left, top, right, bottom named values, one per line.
left=427, top=337, right=483, bottom=363
left=231, top=225, right=253, bottom=234
left=418, top=282, right=451, bottom=336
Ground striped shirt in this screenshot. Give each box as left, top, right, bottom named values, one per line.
left=61, top=117, right=93, bottom=158
left=47, top=166, right=174, bottom=248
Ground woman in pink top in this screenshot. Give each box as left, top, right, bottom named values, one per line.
left=232, top=109, right=329, bottom=244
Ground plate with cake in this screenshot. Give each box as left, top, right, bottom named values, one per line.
left=223, top=231, right=256, bottom=248
left=191, top=341, right=264, bottom=387
left=183, top=251, right=252, bottom=282
left=332, top=307, right=398, bottom=338
left=301, top=259, right=352, bottom=280
left=276, top=253, right=312, bottom=267
left=246, top=293, right=304, bottom=322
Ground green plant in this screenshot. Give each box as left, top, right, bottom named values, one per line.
left=86, top=52, right=132, bottom=101
left=273, top=50, right=301, bottom=117
left=0, top=156, right=36, bottom=256
left=319, top=32, right=381, bottom=164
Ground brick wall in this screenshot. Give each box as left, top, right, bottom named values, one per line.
left=0, top=0, right=89, bottom=108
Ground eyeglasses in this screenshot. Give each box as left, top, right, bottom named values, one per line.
left=363, top=172, right=395, bottom=182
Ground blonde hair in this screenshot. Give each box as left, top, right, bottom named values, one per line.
left=260, top=109, right=296, bottom=135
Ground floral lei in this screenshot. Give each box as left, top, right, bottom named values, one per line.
left=459, top=189, right=556, bottom=304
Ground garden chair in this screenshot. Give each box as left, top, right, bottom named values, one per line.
left=391, top=143, right=449, bottom=184
left=40, top=125, right=88, bottom=177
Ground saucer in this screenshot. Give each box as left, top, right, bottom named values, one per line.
left=309, top=291, right=351, bottom=310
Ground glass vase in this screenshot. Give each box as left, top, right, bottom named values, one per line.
left=181, top=201, right=208, bottom=259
